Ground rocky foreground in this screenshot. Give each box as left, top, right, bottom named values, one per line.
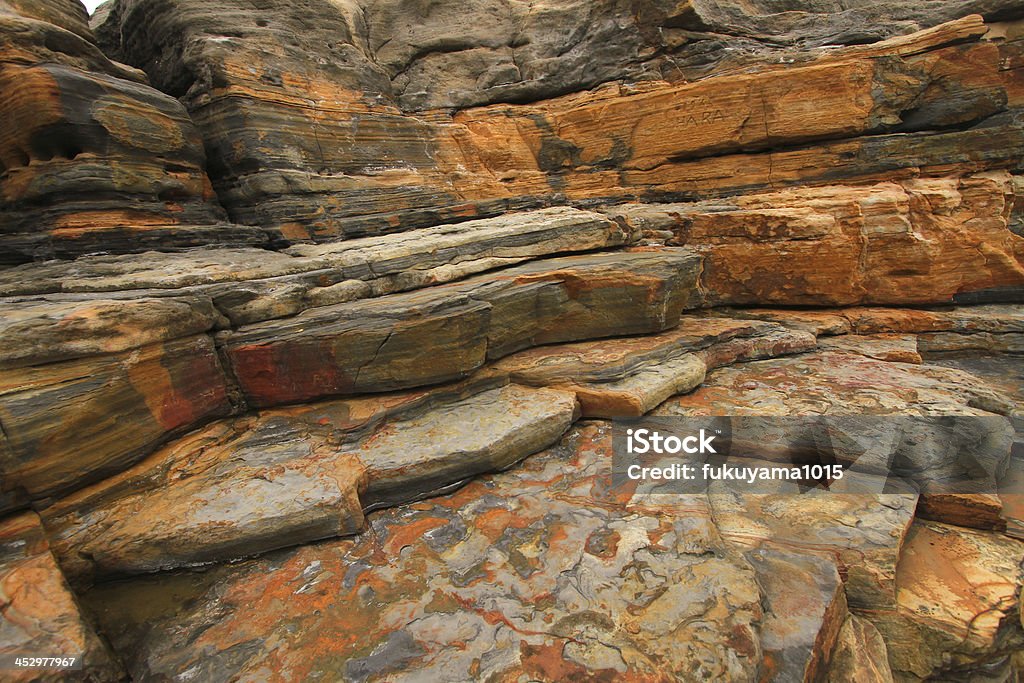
left=1, top=0, right=1024, bottom=681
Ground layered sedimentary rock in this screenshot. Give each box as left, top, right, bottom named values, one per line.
left=613, top=172, right=1024, bottom=306
left=220, top=249, right=701, bottom=407
left=38, top=316, right=821, bottom=583
left=0, top=1, right=1022, bottom=681
left=42, top=380, right=579, bottom=582
left=0, top=0, right=264, bottom=262
left=93, top=6, right=1024, bottom=278
left=0, top=208, right=645, bottom=509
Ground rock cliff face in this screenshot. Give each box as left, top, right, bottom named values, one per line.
left=1, top=0, right=1023, bottom=681
left=0, top=0, right=266, bottom=263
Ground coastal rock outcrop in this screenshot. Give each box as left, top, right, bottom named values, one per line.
left=0, top=0, right=265, bottom=263
left=0, top=1, right=1021, bottom=680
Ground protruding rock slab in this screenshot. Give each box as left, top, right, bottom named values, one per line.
left=490, top=316, right=815, bottom=417
left=221, top=249, right=701, bottom=407
left=43, top=382, right=577, bottom=582
left=0, top=335, right=232, bottom=507
left=0, top=207, right=636, bottom=329
left=869, top=520, right=1024, bottom=680
left=0, top=512, right=122, bottom=682
left=84, top=423, right=768, bottom=681
left=0, top=295, right=219, bottom=369
left=657, top=350, right=1015, bottom=417
left=708, top=482, right=918, bottom=610
left=818, top=334, right=922, bottom=364
left=359, top=384, right=578, bottom=508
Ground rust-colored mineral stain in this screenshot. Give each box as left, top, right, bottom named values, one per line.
left=383, top=516, right=451, bottom=556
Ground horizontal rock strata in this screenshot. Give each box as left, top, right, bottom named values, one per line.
left=42, top=381, right=578, bottom=582
left=91, top=9, right=1024, bottom=254
left=613, top=172, right=1024, bottom=306
left=218, top=249, right=702, bottom=406
left=0, top=3, right=1022, bottom=681
left=0, top=1, right=264, bottom=262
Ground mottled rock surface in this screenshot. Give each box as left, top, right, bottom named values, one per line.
left=83, top=424, right=770, bottom=681
left=0, top=512, right=122, bottom=682
left=1, top=1, right=1023, bottom=681
left=0, top=0, right=265, bottom=262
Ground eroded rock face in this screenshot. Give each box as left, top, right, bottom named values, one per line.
left=0, top=1, right=269, bottom=263
left=218, top=248, right=702, bottom=407
left=0, top=334, right=233, bottom=506
left=613, top=173, right=1024, bottom=306
left=1, top=1, right=1023, bottom=681
left=92, top=4, right=1024, bottom=267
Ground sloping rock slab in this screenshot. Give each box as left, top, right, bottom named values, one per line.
left=0, top=207, right=636, bottom=331
left=43, top=382, right=577, bottom=583
left=490, top=316, right=815, bottom=417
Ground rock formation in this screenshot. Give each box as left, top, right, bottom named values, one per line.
left=1, top=0, right=1023, bottom=680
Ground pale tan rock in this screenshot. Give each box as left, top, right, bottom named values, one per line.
left=826, top=615, right=895, bottom=683
left=871, top=520, right=1024, bottom=680
left=818, top=334, right=923, bottom=364
left=613, top=173, right=1024, bottom=307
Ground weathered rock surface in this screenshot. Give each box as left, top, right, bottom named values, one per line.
left=219, top=249, right=701, bottom=407
left=92, top=7, right=1024, bottom=256
left=0, top=209, right=647, bottom=509
left=708, top=481, right=918, bottom=610
left=870, top=520, right=1024, bottom=680
left=0, top=2, right=1021, bottom=681
left=657, top=350, right=1017, bottom=417
left=0, top=206, right=636, bottom=328
left=80, top=417, right=1015, bottom=683
left=826, top=615, right=895, bottom=683
left=82, top=424, right=771, bottom=681
left=0, top=512, right=122, bottom=682
left=490, top=315, right=815, bottom=417
left=613, top=172, right=1024, bottom=307
left=716, top=303, right=1024, bottom=355
left=0, top=0, right=264, bottom=262
left=42, top=381, right=577, bottom=582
